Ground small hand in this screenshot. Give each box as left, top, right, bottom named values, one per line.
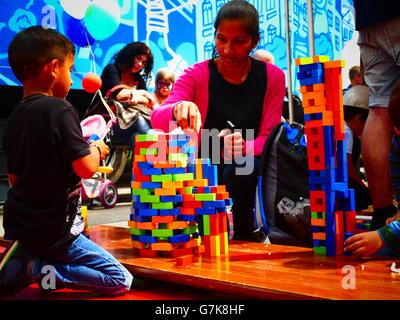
left=217, top=129, right=244, bottom=160
left=91, top=140, right=109, bottom=160
left=129, top=89, right=155, bottom=109
left=173, top=101, right=202, bottom=133
left=343, top=231, right=384, bottom=257
left=386, top=212, right=400, bottom=225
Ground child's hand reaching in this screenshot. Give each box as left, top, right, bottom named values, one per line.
left=343, top=231, right=385, bottom=257
left=386, top=212, right=400, bottom=225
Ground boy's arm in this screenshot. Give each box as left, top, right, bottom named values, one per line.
left=347, top=154, right=367, bottom=187
left=71, top=140, right=109, bottom=179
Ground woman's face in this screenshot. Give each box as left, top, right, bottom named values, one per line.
left=131, top=54, right=148, bottom=73
left=215, top=18, right=256, bottom=66
left=157, top=78, right=174, bottom=97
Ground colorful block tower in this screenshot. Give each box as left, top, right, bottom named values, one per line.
left=296, top=56, right=359, bottom=256
left=129, top=133, right=232, bottom=260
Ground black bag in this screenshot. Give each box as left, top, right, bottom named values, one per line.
left=255, top=121, right=312, bottom=247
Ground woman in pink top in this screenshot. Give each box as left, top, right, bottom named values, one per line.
left=151, top=0, right=285, bottom=241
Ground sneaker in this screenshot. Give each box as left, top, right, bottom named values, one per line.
left=0, top=240, right=34, bottom=298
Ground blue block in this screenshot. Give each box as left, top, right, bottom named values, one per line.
left=325, top=233, right=336, bottom=256
left=168, top=139, right=188, bottom=147
left=304, top=113, right=323, bottom=121
left=164, top=167, right=186, bottom=174
left=187, top=163, right=195, bottom=176
left=193, top=186, right=211, bottom=194
left=169, top=234, right=190, bottom=243
left=142, top=182, right=162, bottom=189
left=131, top=235, right=139, bottom=241
left=204, top=200, right=226, bottom=208
left=142, top=168, right=163, bottom=175
left=196, top=208, right=216, bottom=215
left=138, top=235, right=157, bottom=244
left=299, top=62, right=324, bottom=71
left=170, top=134, right=188, bottom=140
left=160, top=195, right=183, bottom=202
left=177, top=215, right=196, bottom=221
left=325, top=212, right=336, bottom=234
left=182, top=145, right=197, bottom=154
left=224, top=198, right=233, bottom=206
left=192, top=232, right=200, bottom=238
left=312, top=226, right=325, bottom=233
left=159, top=208, right=181, bottom=216
left=313, top=239, right=324, bottom=247
left=338, top=188, right=355, bottom=211
left=130, top=213, right=152, bottom=222
left=208, top=165, right=218, bottom=186
left=137, top=162, right=154, bottom=169
left=336, top=140, right=348, bottom=183
left=132, top=201, right=150, bottom=209
left=135, top=209, right=159, bottom=216
left=309, top=169, right=335, bottom=190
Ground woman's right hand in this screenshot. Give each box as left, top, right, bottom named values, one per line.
left=173, top=101, right=202, bottom=133
left=116, top=89, right=155, bottom=108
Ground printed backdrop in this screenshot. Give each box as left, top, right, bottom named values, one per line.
left=0, top=0, right=356, bottom=93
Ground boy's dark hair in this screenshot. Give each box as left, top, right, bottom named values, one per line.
left=348, top=66, right=360, bottom=81
left=8, top=26, right=75, bottom=83
left=344, top=105, right=369, bottom=122
left=113, top=42, right=154, bottom=79
left=212, top=0, right=260, bottom=58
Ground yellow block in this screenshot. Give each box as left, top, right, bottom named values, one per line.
left=324, top=60, right=346, bottom=69
left=295, top=57, right=314, bottom=66
left=220, top=232, right=229, bottom=254
left=313, top=55, right=330, bottom=63
left=195, top=160, right=203, bottom=179
left=154, top=187, right=177, bottom=196
left=185, top=179, right=208, bottom=187
left=162, top=181, right=184, bottom=189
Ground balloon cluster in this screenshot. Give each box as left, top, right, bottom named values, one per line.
left=60, top=0, right=121, bottom=46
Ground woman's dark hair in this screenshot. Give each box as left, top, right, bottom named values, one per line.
left=212, top=0, right=260, bottom=58
left=8, top=26, right=75, bottom=83
left=113, top=42, right=153, bottom=79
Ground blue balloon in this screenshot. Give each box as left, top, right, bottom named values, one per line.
left=65, top=16, right=95, bottom=47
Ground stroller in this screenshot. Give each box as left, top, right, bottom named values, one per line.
left=80, top=114, right=118, bottom=209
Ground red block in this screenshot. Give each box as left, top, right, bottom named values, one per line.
left=171, top=247, right=194, bottom=257
left=209, top=214, right=220, bottom=235
left=175, top=254, right=194, bottom=266
left=310, top=191, right=326, bottom=212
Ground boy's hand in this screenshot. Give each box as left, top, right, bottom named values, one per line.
left=343, top=231, right=385, bottom=257
left=386, top=212, right=400, bottom=225
left=91, top=140, right=109, bottom=160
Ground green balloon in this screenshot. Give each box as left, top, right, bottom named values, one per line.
left=84, top=0, right=121, bottom=41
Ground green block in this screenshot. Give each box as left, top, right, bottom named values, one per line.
left=185, top=187, right=193, bottom=194
left=183, top=225, right=199, bottom=235
left=130, top=228, right=147, bottom=236
left=152, top=229, right=174, bottom=237
left=140, top=195, right=160, bottom=203
left=152, top=202, right=174, bottom=210
left=173, top=173, right=194, bottom=182
left=140, top=148, right=158, bottom=155
left=168, top=153, right=188, bottom=161
left=195, top=193, right=216, bottom=201
left=137, top=134, right=159, bottom=142
left=152, top=174, right=173, bottom=182
left=311, top=212, right=326, bottom=219
left=203, top=215, right=210, bottom=236
left=132, top=189, right=151, bottom=196
left=314, top=246, right=326, bottom=255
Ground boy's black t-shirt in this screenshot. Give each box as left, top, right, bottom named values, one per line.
left=3, top=94, right=91, bottom=257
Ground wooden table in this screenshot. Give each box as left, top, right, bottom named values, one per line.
left=84, top=225, right=400, bottom=300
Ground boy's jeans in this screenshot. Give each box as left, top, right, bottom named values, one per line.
left=31, top=234, right=133, bottom=296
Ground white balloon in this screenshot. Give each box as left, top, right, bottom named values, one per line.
left=60, top=0, right=91, bottom=19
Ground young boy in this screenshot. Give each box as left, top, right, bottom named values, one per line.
left=344, top=80, right=400, bottom=257
left=0, top=26, right=133, bottom=298
left=343, top=85, right=372, bottom=211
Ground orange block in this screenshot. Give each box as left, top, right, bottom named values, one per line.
left=303, top=106, right=327, bottom=114
left=133, top=155, right=146, bottom=162
left=193, top=245, right=205, bottom=255
left=135, top=221, right=158, bottom=230
left=324, top=60, right=345, bottom=69
left=166, top=221, right=188, bottom=229
left=152, top=215, right=174, bottom=223
left=302, top=91, right=326, bottom=107
left=176, top=254, right=194, bottom=266
left=151, top=242, right=176, bottom=251
left=182, top=194, right=195, bottom=201
left=179, top=207, right=196, bottom=215
left=322, top=111, right=334, bottom=126
left=128, top=220, right=136, bottom=228
left=162, top=181, right=184, bottom=189
left=312, top=232, right=326, bottom=240
left=131, top=240, right=146, bottom=249
left=131, top=181, right=142, bottom=189
left=183, top=238, right=201, bottom=248
left=311, top=218, right=326, bottom=226
left=185, top=179, right=208, bottom=187
left=154, top=188, right=176, bottom=196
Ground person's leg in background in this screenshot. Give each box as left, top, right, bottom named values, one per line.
left=358, top=17, right=400, bottom=229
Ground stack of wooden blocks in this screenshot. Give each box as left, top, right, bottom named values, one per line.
left=129, top=133, right=232, bottom=264
left=296, top=56, right=368, bottom=256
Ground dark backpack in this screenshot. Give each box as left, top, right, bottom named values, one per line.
left=255, top=121, right=312, bottom=247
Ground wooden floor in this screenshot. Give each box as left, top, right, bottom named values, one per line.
left=2, top=225, right=400, bottom=300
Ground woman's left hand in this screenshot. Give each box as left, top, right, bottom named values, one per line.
left=218, top=129, right=244, bottom=160
left=128, top=89, right=155, bottom=109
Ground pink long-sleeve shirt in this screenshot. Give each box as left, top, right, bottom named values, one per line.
left=150, top=59, right=286, bottom=156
